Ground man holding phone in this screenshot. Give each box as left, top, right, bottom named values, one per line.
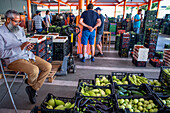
left=133, top=9, right=143, bottom=34
left=0, top=10, right=52, bottom=104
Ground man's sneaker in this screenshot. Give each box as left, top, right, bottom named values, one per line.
left=81, top=57, right=85, bottom=63
left=91, top=57, right=95, bottom=62
left=98, top=53, right=104, bottom=57
left=95, top=52, right=104, bottom=57
left=25, top=86, right=36, bottom=104
left=95, top=52, right=101, bottom=57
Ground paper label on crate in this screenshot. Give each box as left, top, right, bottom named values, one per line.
left=137, top=48, right=149, bottom=61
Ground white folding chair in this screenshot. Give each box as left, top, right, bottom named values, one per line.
left=0, top=59, right=27, bottom=113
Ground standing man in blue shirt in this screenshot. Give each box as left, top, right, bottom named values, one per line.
left=95, top=7, right=104, bottom=57
left=133, top=9, right=143, bottom=34
left=79, top=3, right=101, bottom=62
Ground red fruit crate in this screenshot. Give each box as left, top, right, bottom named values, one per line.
left=117, top=30, right=126, bottom=34
left=149, top=59, right=163, bottom=67
left=122, top=38, right=130, bottom=43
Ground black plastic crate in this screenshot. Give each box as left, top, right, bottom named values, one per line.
left=148, top=52, right=155, bottom=59
left=148, top=85, right=170, bottom=97
left=33, top=41, right=46, bottom=51
left=77, top=79, right=95, bottom=90
left=128, top=73, right=147, bottom=86
left=128, top=73, right=145, bottom=77
left=115, top=84, right=152, bottom=98
left=53, top=48, right=69, bottom=61
left=132, top=58, right=147, bottom=67
left=53, top=40, right=69, bottom=50
left=76, top=83, right=114, bottom=98
left=148, top=78, right=166, bottom=87
left=40, top=93, right=75, bottom=113
left=95, top=74, right=113, bottom=87
left=149, top=59, right=163, bottom=67
left=154, top=95, right=170, bottom=112
left=47, top=45, right=53, bottom=51
left=115, top=95, right=164, bottom=113
left=74, top=96, right=115, bottom=113
left=111, top=72, right=129, bottom=86
left=159, top=67, right=170, bottom=86
left=118, top=48, right=129, bottom=58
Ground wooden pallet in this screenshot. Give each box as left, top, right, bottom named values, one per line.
left=47, top=61, right=62, bottom=83
left=0, top=68, right=26, bottom=79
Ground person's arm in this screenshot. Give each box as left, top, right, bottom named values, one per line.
left=79, top=18, right=93, bottom=31
left=134, top=15, right=142, bottom=22
left=0, top=35, right=30, bottom=59
left=93, top=18, right=101, bottom=29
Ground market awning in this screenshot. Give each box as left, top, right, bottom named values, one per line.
left=31, top=0, right=163, bottom=7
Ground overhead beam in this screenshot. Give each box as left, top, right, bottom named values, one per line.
left=123, top=0, right=126, bottom=19
left=54, top=0, right=70, bottom=6
left=148, top=0, right=152, bottom=10
left=139, top=0, right=160, bottom=6
left=157, top=0, right=161, bottom=18
left=32, top=1, right=48, bottom=7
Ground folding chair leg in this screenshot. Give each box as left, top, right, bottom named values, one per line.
left=0, top=72, right=19, bottom=103
left=0, top=61, right=18, bottom=113
left=15, top=76, right=26, bottom=94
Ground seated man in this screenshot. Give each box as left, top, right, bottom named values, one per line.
left=0, top=10, right=52, bottom=104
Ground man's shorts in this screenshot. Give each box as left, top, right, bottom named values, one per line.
left=96, top=34, right=102, bottom=44
left=81, top=30, right=96, bottom=45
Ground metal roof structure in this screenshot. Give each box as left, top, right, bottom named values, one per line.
left=31, top=0, right=163, bottom=7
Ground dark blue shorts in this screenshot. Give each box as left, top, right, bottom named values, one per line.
left=81, top=30, right=96, bottom=45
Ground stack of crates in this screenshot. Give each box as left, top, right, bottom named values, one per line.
left=129, top=32, right=136, bottom=51
left=118, top=33, right=130, bottom=57
left=104, top=21, right=109, bottom=31
left=115, top=34, right=120, bottom=50
left=0, top=14, right=5, bottom=26
left=27, top=35, right=47, bottom=61
left=115, top=30, right=126, bottom=50
left=132, top=45, right=149, bottom=67
left=46, top=36, right=53, bottom=63
left=109, top=23, right=117, bottom=35
left=163, top=49, right=170, bottom=66
left=116, top=22, right=122, bottom=31
left=53, top=36, right=69, bottom=61
left=144, top=29, right=159, bottom=59
left=136, top=34, right=144, bottom=45
left=143, top=10, right=157, bottom=39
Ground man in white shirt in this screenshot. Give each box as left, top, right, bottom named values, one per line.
left=32, top=11, right=46, bottom=33
left=46, top=10, right=51, bottom=31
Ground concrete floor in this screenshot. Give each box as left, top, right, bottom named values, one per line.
left=0, top=34, right=169, bottom=113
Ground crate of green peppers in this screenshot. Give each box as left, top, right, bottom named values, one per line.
left=74, top=97, right=115, bottom=113
left=128, top=73, right=150, bottom=86
left=77, top=83, right=114, bottom=98
left=115, top=95, right=164, bottom=113
left=115, top=84, right=152, bottom=98
left=95, top=74, right=113, bottom=87
left=112, top=72, right=129, bottom=86
left=40, top=93, right=75, bottom=113
left=77, top=79, right=95, bottom=90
